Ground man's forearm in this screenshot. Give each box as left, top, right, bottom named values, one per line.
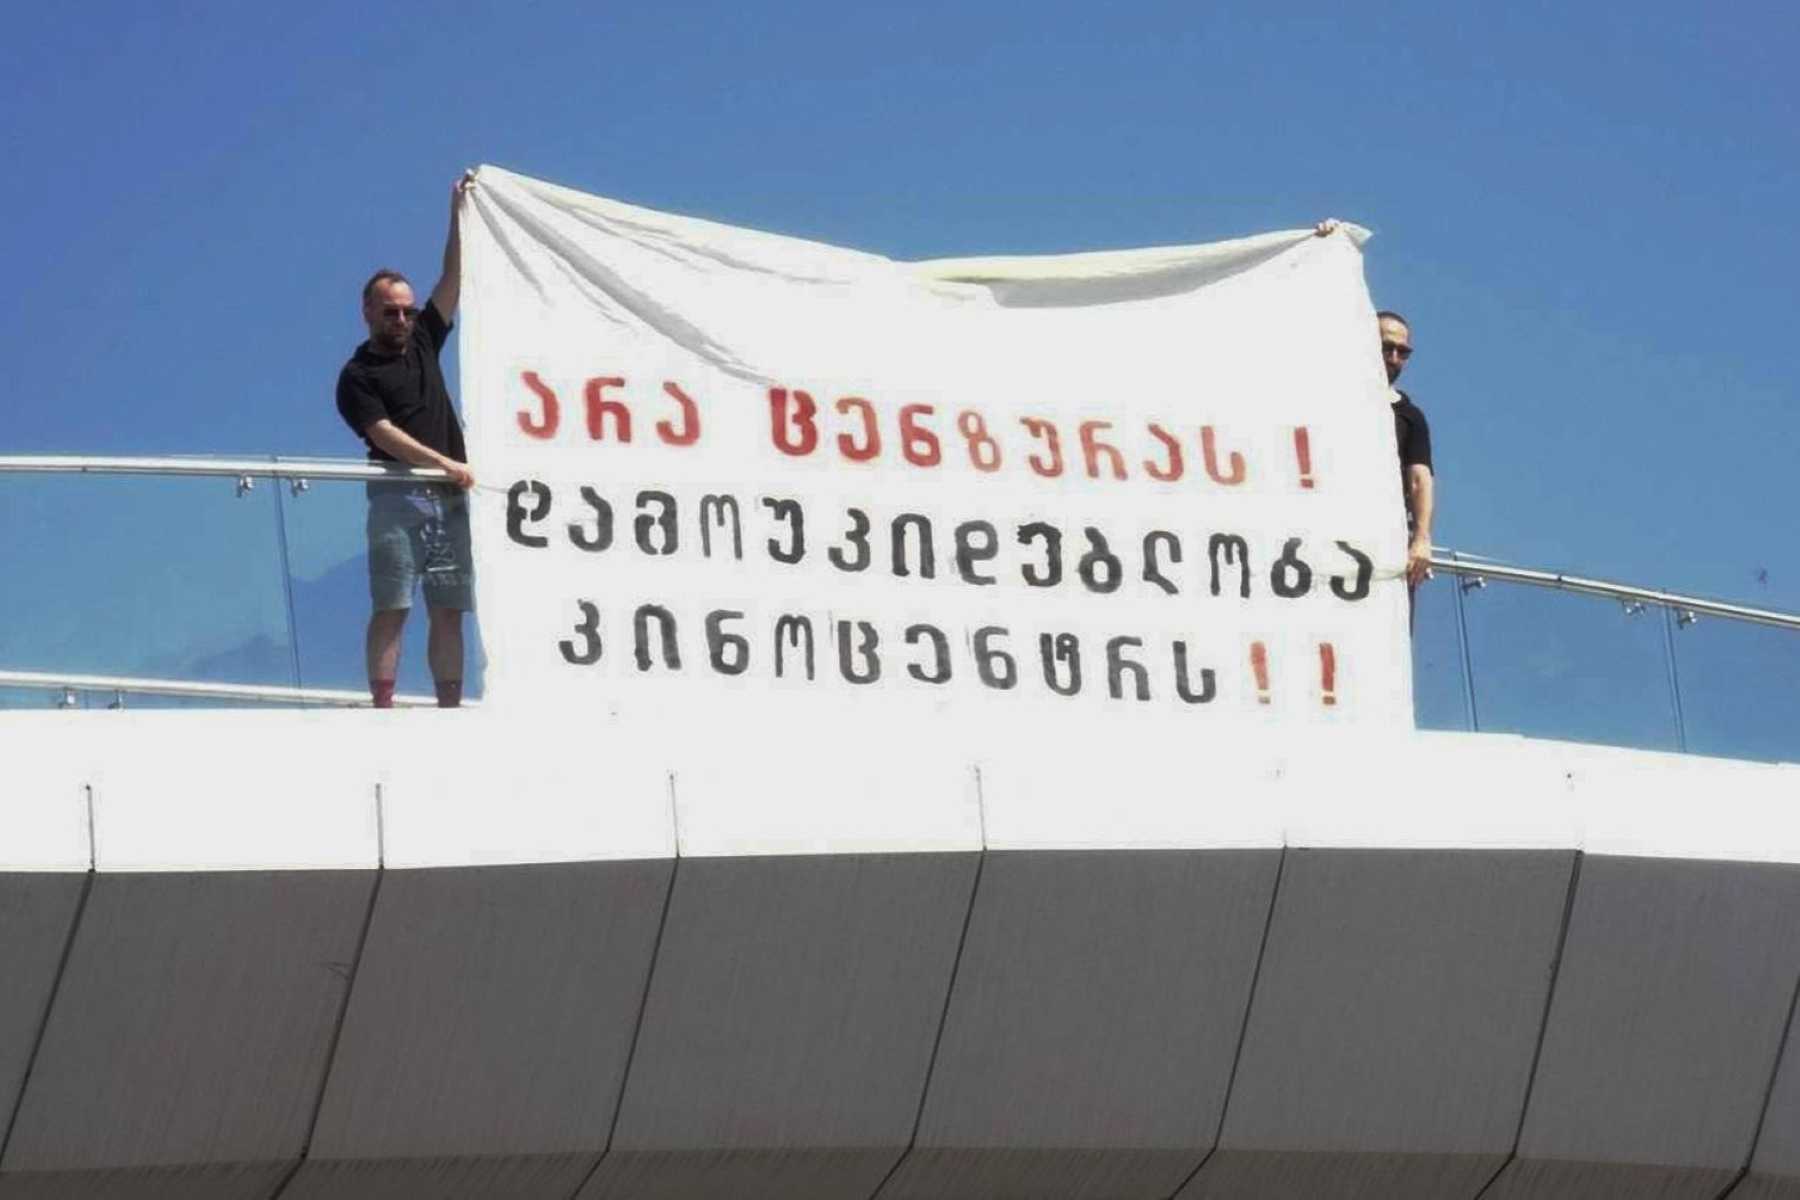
left=366, top=419, right=459, bottom=471
left=1409, top=469, right=1436, bottom=545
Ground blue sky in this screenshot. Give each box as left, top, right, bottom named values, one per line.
left=3, top=2, right=1797, bottom=731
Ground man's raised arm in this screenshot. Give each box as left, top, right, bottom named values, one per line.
left=428, top=171, right=475, bottom=322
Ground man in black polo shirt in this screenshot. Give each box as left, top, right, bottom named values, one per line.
left=1311, top=224, right=1437, bottom=598
left=335, top=175, right=476, bottom=709
left=1379, top=309, right=1435, bottom=592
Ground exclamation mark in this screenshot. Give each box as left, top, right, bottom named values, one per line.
left=1319, top=642, right=1338, bottom=707
left=1250, top=641, right=1271, bottom=705
left=1293, top=426, right=1315, bottom=490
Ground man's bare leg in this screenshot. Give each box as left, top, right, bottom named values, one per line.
left=366, top=608, right=409, bottom=707
left=427, top=606, right=465, bottom=707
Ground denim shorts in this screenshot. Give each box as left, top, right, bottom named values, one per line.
left=366, top=483, right=475, bottom=612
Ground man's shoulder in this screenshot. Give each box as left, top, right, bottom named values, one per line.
left=341, top=340, right=407, bottom=380
left=420, top=299, right=453, bottom=341
left=340, top=341, right=376, bottom=373
left=338, top=344, right=397, bottom=402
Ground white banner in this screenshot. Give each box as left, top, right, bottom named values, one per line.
left=460, top=166, right=1412, bottom=757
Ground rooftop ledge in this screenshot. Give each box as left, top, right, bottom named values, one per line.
left=1, top=707, right=1794, bottom=873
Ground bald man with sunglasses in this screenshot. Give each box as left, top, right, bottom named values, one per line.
left=335, top=174, right=477, bottom=709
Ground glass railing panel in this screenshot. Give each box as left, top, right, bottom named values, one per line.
left=5, top=688, right=297, bottom=711
left=8, top=458, right=1797, bottom=742
left=1670, top=615, right=1800, bottom=763
left=1411, top=575, right=1471, bottom=731
left=271, top=472, right=375, bottom=694
left=119, top=693, right=309, bottom=710
left=0, top=686, right=65, bottom=710
left=274, top=466, right=485, bottom=700
left=1459, top=578, right=1680, bottom=751
left=0, top=473, right=297, bottom=691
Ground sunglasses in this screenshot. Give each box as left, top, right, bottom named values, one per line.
left=380, top=304, right=421, bottom=320
left=1382, top=340, right=1413, bottom=360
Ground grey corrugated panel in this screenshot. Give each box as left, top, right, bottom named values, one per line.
left=0, top=871, right=374, bottom=1197
left=1182, top=849, right=1575, bottom=1200
left=585, top=1148, right=905, bottom=1200
left=0, top=1161, right=287, bottom=1199
left=880, top=1149, right=1208, bottom=1200
left=880, top=849, right=1279, bottom=1200
left=1484, top=856, right=1800, bottom=1200
left=1481, top=1159, right=1735, bottom=1199
left=280, top=860, right=673, bottom=1200
left=1737, top=909, right=1800, bottom=1200
left=581, top=852, right=980, bottom=1200
left=1181, top=1150, right=1512, bottom=1199
left=0, top=875, right=86, bottom=1146
left=276, top=1154, right=596, bottom=1200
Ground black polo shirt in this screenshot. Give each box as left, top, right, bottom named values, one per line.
left=1393, top=388, right=1432, bottom=493
left=335, top=300, right=466, bottom=463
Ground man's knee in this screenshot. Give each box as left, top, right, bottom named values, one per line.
left=369, top=607, right=410, bottom=630
left=426, top=606, right=465, bottom=629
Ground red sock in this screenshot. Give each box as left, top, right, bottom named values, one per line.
left=434, top=680, right=463, bottom=708
left=370, top=679, right=396, bottom=709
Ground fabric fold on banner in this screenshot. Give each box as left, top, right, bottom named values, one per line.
left=913, top=224, right=1370, bottom=309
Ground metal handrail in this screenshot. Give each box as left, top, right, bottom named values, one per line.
left=0, top=454, right=449, bottom=484
left=2, top=453, right=1796, bottom=633
left=1426, top=556, right=1800, bottom=633
left=0, top=670, right=449, bottom=710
